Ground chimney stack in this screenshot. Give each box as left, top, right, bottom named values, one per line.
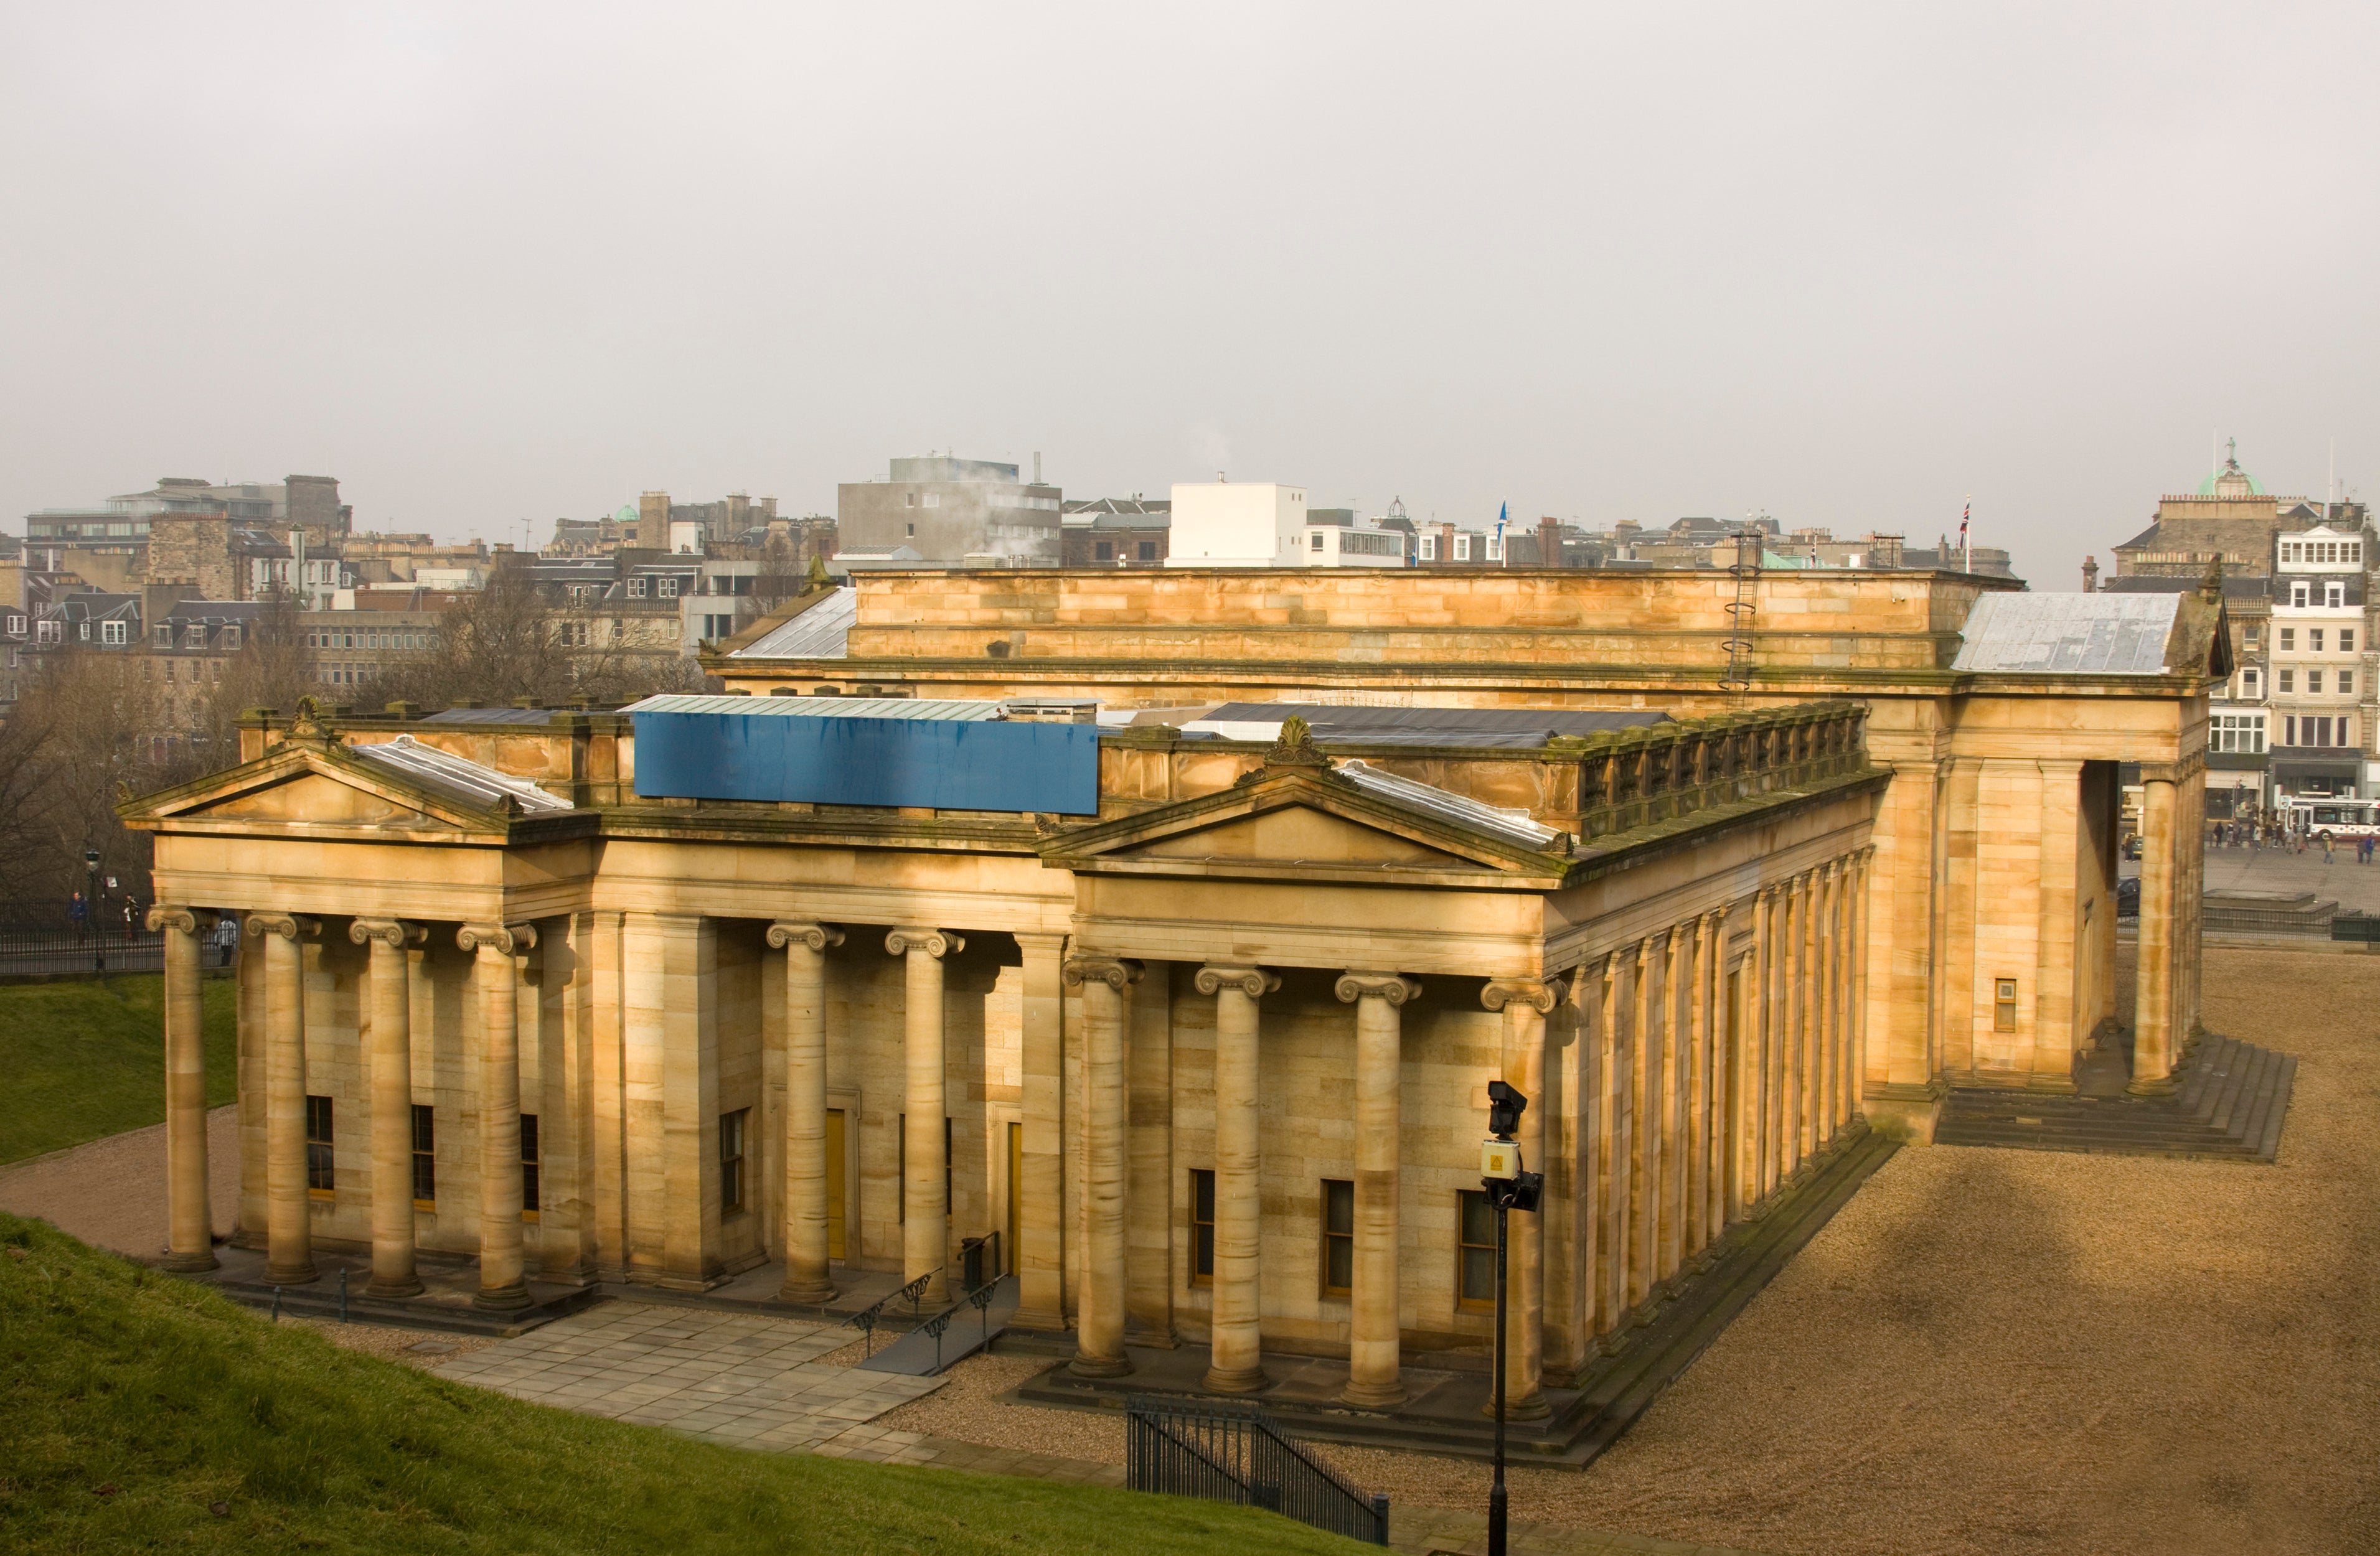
left=2082, top=555, right=2101, bottom=592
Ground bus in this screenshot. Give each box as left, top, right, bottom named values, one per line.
left=2275, top=795, right=2380, bottom=840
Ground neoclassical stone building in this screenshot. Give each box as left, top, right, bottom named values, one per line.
left=125, top=563, right=2223, bottom=1415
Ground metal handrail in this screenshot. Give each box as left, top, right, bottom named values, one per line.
left=1125, top=1394, right=1388, bottom=1545
left=842, top=1266, right=940, bottom=1359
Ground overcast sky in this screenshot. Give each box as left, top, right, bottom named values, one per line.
left=5, top=4, right=2377, bottom=588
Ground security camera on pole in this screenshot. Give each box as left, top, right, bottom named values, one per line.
left=1480, top=1079, right=1543, bottom=1556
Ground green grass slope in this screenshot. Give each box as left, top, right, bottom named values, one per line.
left=0, top=1214, right=1367, bottom=1555
left=0, top=976, right=237, bottom=1163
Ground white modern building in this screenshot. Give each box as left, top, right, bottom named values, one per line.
left=2269, top=522, right=2373, bottom=798
left=1298, top=523, right=1410, bottom=566
left=1165, top=481, right=1307, bottom=567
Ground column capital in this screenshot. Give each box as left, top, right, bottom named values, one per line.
left=1482, top=978, right=1558, bottom=1014
left=1703, top=904, right=1731, bottom=931
left=768, top=921, right=845, bottom=953
left=458, top=922, right=537, bottom=956
left=1335, top=971, right=1421, bottom=1006
left=1195, top=964, right=1279, bottom=999
left=146, top=905, right=200, bottom=936
left=349, top=917, right=427, bottom=950
left=1064, top=955, right=1144, bottom=991
left=885, top=926, right=964, bottom=958
left=246, top=913, right=319, bottom=941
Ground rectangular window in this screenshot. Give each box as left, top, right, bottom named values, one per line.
left=659, top=576, right=679, bottom=598
left=2244, top=626, right=2260, bottom=647
left=2344, top=672, right=2357, bottom=695
left=1418, top=535, right=1437, bottom=561
left=35, top=621, right=61, bottom=645
left=628, top=576, right=648, bottom=597
left=2292, top=584, right=2308, bottom=608
left=1457, top=1189, right=1497, bottom=1310
left=1993, top=977, right=2018, bottom=1032
left=2280, top=670, right=2295, bottom=693
left=100, top=620, right=127, bottom=645
left=2310, top=670, right=2324, bottom=694
left=2312, top=629, right=2326, bottom=653
left=2280, top=627, right=2297, bottom=650
left=1310, top=532, right=1325, bottom=551
left=1321, top=1179, right=1354, bottom=1296
left=520, top=1112, right=540, bottom=1221
left=1189, top=1168, right=1216, bottom=1286
left=2345, top=630, right=2358, bottom=654
left=185, top=625, right=205, bottom=649
left=412, top=1104, right=436, bottom=1206
left=1095, top=540, right=1112, bottom=560
left=222, top=625, right=240, bottom=650
left=720, top=1107, right=748, bottom=1213
left=2244, top=669, right=2260, bottom=698
left=827, top=1108, right=847, bottom=1260
left=2286, top=716, right=2297, bottom=746
left=305, top=1095, right=334, bottom=1194
left=2328, top=584, right=2346, bottom=608
left=1138, top=541, right=1157, bottom=561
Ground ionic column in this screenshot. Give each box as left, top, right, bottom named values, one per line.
left=2131, top=772, right=2178, bottom=1092
left=1848, top=849, right=1873, bottom=1124
left=1625, top=937, right=1655, bottom=1311
left=768, top=921, right=844, bottom=1302
left=250, top=912, right=319, bottom=1286
left=1064, top=954, right=1142, bottom=1379
left=1197, top=963, right=1279, bottom=1393
left=1592, top=951, right=1624, bottom=1347
left=459, top=922, right=536, bottom=1311
left=1764, top=885, right=1788, bottom=1197
left=1684, top=913, right=1713, bottom=1257
left=1698, top=907, right=1729, bottom=1254
left=1782, top=874, right=1807, bottom=1176
left=151, top=907, right=217, bottom=1272
left=1484, top=977, right=1558, bottom=1421
left=1013, top=932, right=1070, bottom=1331
left=1817, top=863, right=1841, bottom=1145
left=1740, top=888, right=1772, bottom=1212
left=350, top=917, right=426, bottom=1298
left=887, top=927, right=964, bottom=1303
left=1656, top=925, right=1686, bottom=1287
left=1337, top=972, right=1420, bottom=1408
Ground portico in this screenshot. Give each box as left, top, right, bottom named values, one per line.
left=127, top=695, right=1883, bottom=1418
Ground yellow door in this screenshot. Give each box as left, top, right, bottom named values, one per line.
left=1006, top=1121, right=1023, bottom=1278
left=825, top=1108, right=847, bottom=1262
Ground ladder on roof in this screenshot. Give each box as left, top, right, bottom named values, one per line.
left=1720, top=530, right=1760, bottom=704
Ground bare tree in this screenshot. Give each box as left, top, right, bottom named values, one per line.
left=371, top=570, right=703, bottom=711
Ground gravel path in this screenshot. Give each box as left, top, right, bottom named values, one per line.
left=0, top=1103, right=237, bottom=1258
left=882, top=947, right=2379, bottom=1556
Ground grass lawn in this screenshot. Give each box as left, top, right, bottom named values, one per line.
left=0, top=1213, right=1370, bottom=1555
left=0, top=976, right=238, bottom=1165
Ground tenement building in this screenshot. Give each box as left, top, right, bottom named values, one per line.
left=123, top=561, right=2224, bottom=1431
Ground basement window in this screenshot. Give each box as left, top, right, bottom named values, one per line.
left=1994, top=978, right=2019, bottom=1033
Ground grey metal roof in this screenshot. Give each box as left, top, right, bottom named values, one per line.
left=349, top=735, right=574, bottom=812
left=731, top=588, right=857, bottom=659
left=619, top=692, right=1004, bottom=721
left=1950, top=593, right=2179, bottom=675
left=1200, top=702, right=1667, bottom=747
left=419, top=708, right=558, bottom=725
left=1337, top=761, right=1563, bottom=847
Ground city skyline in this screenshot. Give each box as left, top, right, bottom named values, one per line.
left=7, top=6, right=2378, bottom=588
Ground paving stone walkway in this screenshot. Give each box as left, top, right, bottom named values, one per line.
left=434, top=1301, right=943, bottom=1451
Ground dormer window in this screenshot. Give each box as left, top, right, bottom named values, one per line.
left=628, top=576, right=648, bottom=598
left=2328, top=583, right=2346, bottom=608
left=659, top=576, right=679, bottom=599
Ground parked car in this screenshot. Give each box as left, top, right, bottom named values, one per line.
left=2115, top=876, right=2140, bottom=918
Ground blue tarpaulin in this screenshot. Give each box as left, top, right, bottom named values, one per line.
left=630, top=708, right=1102, bottom=814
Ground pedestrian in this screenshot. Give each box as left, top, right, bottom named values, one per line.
left=2323, top=833, right=2335, bottom=865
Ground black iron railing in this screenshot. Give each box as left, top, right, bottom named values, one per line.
left=1125, top=1394, right=1388, bottom=1545
left=842, top=1267, right=938, bottom=1359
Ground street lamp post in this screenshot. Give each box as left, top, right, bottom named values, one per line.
left=83, top=848, right=101, bottom=978
left=1480, top=1079, right=1543, bottom=1556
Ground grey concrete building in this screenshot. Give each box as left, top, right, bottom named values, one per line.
left=837, top=456, right=1063, bottom=566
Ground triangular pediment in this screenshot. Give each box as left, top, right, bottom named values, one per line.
left=186, top=769, right=451, bottom=831
left=120, top=737, right=542, bottom=841
left=1041, top=767, right=1571, bottom=888
left=1124, top=805, right=1477, bottom=869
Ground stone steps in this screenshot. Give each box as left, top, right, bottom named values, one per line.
left=1934, top=1033, right=2295, bottom=1163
